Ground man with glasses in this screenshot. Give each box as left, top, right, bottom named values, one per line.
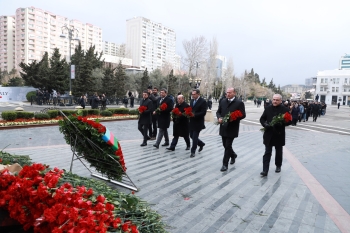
left=189, top=89, right=207, bottom=158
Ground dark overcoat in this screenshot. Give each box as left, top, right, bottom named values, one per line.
left=91, top=96, right=99, bottom=109
left=189, top=97, right=207, bottom=131
left=173, top=102, right=190, bottom=137
left=156, top=96, right=173, bottom=129
left=138, top=98, right=153, bottom=125
left=311, top=104, right=320, bottom=114
left=216, top=98, right=246, bottom=138
left=260, top=104, right=291, bottom=146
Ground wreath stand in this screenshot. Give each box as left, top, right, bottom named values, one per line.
left=60, top=111, right=138, bottom=191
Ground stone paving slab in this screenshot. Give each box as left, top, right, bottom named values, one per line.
left=1, top=120, right=348, bottom=233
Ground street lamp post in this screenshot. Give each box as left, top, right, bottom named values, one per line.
left=60, top=24, right=79, bottom=105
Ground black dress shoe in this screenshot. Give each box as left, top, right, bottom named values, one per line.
left=190, top=153, right=195, bottom=158
left=233, top=152, right=238, bottom=158
left=185, top=146, right=190, bottom=150
left=275, top=167, right=281, bottom=173
left=220, top=165, right=228, bottom=172
left=147, top=136, right=151, bottom=140
left=140, top=143, right=147, bottom=146
left=166, top=147, right=175, bottom=151
left=153, top=144, right=159, bottom=149
left=230, top=158, right=235, bottom=165
left=198, top=143, right=205, bottom=152
left=260, top=171, right=268, bottom=177
left=162, top=143, right=169, bottom=146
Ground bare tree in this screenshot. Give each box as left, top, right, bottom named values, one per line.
left=201, top=37, right=218, bottom=99
left=182, top=36, right=207, bottom=78
left=223, top=57, right=235, bottom=95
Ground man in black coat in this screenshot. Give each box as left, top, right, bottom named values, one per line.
left=91, top=92, right=100, bottom=109
left=148, top=87, right=160, bottom=139
left=166, top=95, right=190, bottom=151
left=259, top=94, right=291, bottom=176
left=189, top=89, right=207, bottom=158
left=312, top=101, right=320, bottom=122
left=153, top=88, right=174, bottom=148
left=138, top=90, right=153, bottom=146
left=216, top=87, right=246, bottom=171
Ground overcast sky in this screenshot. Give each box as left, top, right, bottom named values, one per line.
left=1, top=0, right=349, bottom=86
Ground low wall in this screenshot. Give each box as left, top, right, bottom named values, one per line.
left=0, top=86, right=36, bottom=102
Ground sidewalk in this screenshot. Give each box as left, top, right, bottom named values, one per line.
left=2, top=117, right=349, bottom=232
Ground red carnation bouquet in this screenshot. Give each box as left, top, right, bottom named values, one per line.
left=215, top=110, right=243, bottom=125
left=260, top=112, right=292, bottom=132
left=171, top=107, right=182, bottom=119
left=183, top=107, right=194, bottom=118
left=138, top=105, right=147, bottom=114
left=155, top=103, right=168, bottom=114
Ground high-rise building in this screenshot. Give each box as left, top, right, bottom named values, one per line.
left=6, top=6, right=102, bottom=71
left=126, top=17, right=176, bottom=71
left=0, top=15, right=16, bottom=71
left=339, top=54, right=350, bottom=70
left=216, top=55, right=227, bottom=79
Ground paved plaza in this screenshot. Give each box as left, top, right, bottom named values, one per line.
left=1, top=102, right=350, bottom=233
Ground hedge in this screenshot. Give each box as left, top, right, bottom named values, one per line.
left=47, top=110, right=58, bottom=119
left=100, top=110, right=113, bottom=116
left=1, top=111, right=17, bottom=121
left=34, top=113, right=50, bottom=120
left=15, top=111, right=34, bottom=119
left=26, top=91, right=36, bottom=102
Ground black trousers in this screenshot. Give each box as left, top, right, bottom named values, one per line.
left=170, top=135, right=190, bottom=149
left=263, top=145, right=283, bottom=172
left=313, top=114, right=318, bottom=122
left=221, top=137, right=235, bottom=166
left=292, top=118, right=298, bottom=126
left=138, top=123, right=149, bottom=143
left=149, top=115, right=157, bottom=137
left=190, top=130, right=204, bottom=154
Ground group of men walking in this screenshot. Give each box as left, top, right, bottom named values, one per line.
left=138, top=87, right=290, bottom=176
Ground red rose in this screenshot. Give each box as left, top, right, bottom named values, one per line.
left=138, top=106, right=147, bottom=113
left=160, top=103, right=167, bottom=111
left=77, top=116, right=82, bottom=121
left=283, top=112, right=292, bottom=122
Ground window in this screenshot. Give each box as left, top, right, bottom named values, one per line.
left=336, top=87, right=339, bottom=92
left=332, top=87, right=335, bottom=92
left=345, top=78, right=348, bottom=84
left=320, top=87, right=324, bottom=91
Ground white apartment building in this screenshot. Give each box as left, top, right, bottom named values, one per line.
left=216, top=55, right=227, bottom=79
left=0, top=16, right=16, bottom=71
left=315, top=69, right=350, bottom=105
left=11, top=6, right=102, bottom=70
left=103, top=41, right=119, bottom=56
left=102, top=54, right=132, bottom=66
left=339, top=54, right=350, bottom=70
left=126, top=17, right=176, bottom=71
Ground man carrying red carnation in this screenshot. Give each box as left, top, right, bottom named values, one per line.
left=153, top=88, right=174, bottom=148
left=138, top=90, right=153, bottom=146
left=259, top=94, right=292, bottom=177
left=216, top=87, right=246, bottom=171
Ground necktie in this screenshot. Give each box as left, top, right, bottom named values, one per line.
left=160, top=98, right=163, bottom=103
left=193, top=100, right=196, bottom=106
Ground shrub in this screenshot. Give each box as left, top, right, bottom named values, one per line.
left=128, top=109, right=139, bottom=115
left=100, top=110, right=112, bottom=116
left=87, top=109, right=100, bottom=115
left=26, top=91, right=36, bottom=102
left=1, top=111, right=17, bottom=121
left=47, top=110, right=58, bottom=119
left=60, top=110, right=76, bottom=117
left=81, top=109, right=89, bottom=116
left=16, top=111, right=34, bottom=119
left=34, top=113, right=50, bottom=120
left=107, top=108, right=118, bottom=114
left=114, top=108, right=130, bottom=114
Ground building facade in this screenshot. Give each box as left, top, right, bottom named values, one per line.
left=0, top=7, right=103, bottom=72
left=339, top=54, right=350, bottom=70
left=0, top=15, right=16, bottom=71
left=126, top=17, right=176, bottom=71
left=315, top=69, right=350, bottom=105
left=216, top=55, right=227, bottom=79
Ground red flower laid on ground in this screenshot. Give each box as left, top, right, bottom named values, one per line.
left=156, top=103, right=168, bottom=114
left=171, top=108, right=182, bottom=118
left=138, top=106, right=147, bottom=114
left=183, top=107, right=194, bottom=118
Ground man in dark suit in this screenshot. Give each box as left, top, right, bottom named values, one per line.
left=166, top=95, right=190, bottom=151
left=259, top=94, right=291, bottom=176
left=189, top=89, right=207, bottom=158
left=138, top=90, right=153, bottom=146
left=216, top=88, right=246, bottom=171
left=148, top=87, right=160, bottom=139
left=153, top=88, right=174, bottom=148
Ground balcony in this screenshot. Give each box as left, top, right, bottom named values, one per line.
left=343, top=82, right=350, bottom=87
left=319, top=83, right=328, bottom=86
